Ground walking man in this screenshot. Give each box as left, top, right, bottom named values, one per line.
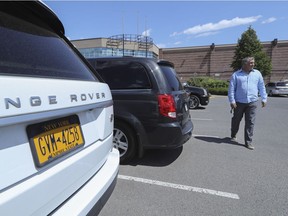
left=228, top=57, right=267, bottom=150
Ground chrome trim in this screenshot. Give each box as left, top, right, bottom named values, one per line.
left=0, top=100, right=113, bottom=127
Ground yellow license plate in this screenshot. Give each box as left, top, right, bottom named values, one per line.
left=27, top=115, right=85, bottom=167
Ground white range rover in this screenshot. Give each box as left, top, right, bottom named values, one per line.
left=0, top=1, right=119, bottom=215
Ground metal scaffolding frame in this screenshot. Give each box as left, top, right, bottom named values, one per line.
left=106, top=34, right=153, bottom=57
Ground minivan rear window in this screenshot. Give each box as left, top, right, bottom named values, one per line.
left=0, top=12, right=96, bottom=81
left=93, top=60, right=152, bottom=90
left=160, top=65, right=183, bottom=91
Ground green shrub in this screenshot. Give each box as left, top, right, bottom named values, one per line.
left=208, top=87, right=228, bottom=95
left=187, top=77, right=229, bottom=95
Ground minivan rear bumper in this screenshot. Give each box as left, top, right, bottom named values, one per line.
left=145, top=119, right=193, bottom=149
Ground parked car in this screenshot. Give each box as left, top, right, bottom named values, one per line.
left=182, top=83, right=210, bottom=109
left=0, top=1, right=119, bottom=215
left=87, top=57, right=193, bottom=163
left=266, top=81, right=288, bottom=96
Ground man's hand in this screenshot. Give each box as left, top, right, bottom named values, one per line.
left=230, top=103, right=237, bottom=109
left=262, top=101, right=266, bottom=108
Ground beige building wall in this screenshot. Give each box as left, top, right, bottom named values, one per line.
left=72, top=38, right=107, bottom=49
left=71, top=37, right=159, bottom=56
left=160, top=40, right=288, bottom=83
left=71, top=38, right=288, bottom=83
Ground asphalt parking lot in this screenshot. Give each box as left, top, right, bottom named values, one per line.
left=99, top=95, right=288, bottom=216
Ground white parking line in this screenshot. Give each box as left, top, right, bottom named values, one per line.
left=118, top=175, right=239, bottom=200
left=193, top=134, right=219, bottom=138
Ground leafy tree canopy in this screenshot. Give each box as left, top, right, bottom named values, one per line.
left=231, top=26, right=272, bottom=77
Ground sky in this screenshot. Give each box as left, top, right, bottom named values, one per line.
left=44, top=1, right=288, bottom=48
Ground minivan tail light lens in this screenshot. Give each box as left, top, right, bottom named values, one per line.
left=158, top=94, right=176, bottom=118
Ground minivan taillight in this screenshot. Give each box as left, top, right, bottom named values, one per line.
left=158, top=94, right=176, bottom=119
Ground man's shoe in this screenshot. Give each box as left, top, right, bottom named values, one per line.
left=231, top=137, right=237, bottom=142
left=245, top=143, right=254, bottom=150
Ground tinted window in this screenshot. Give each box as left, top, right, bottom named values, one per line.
left=0, top=12, right=95, bottom=80
left=276, top=82, right=288, bottom=87
left=159, top=65, right=183, bottom=91
left=95, top=60, right=151, bottom=90
left=267, top=83, right=276, bottom=87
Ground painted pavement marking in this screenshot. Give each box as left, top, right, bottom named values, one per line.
left=118, top=175, right=240, bottom=200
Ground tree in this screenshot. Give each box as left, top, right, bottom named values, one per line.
left=231, top=26, right=272, bottom=77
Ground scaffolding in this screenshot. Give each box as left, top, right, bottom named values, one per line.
left=106, top=34, right=153, bottom=57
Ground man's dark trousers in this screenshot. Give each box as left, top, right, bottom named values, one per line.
left=231, top=101, right=257, bottom=145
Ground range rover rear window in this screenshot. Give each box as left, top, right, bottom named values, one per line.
left=0, top=11, right=96, bottom=81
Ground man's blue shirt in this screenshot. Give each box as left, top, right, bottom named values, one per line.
left=228, top=69, right=267, bottom=104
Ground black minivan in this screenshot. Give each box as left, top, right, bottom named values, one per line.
left=88, top=57, right=193, bottom=163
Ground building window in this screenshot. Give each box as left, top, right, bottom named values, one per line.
left=78, top=47, right=154, bottom=59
